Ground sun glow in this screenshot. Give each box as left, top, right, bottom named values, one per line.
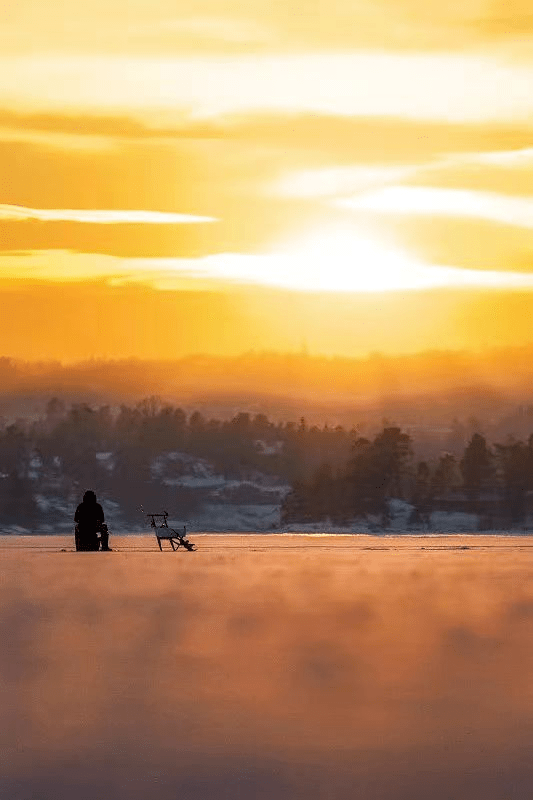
left=257, top=229, right=533, bottom=293
left=6, top=228, right=533, bottom=295
left=268, top=227, right=427, bottom=291
left=145, top=226, right=485, bottom=292
left=118, top=227, right=434, bottom=292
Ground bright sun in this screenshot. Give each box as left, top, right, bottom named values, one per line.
left=270, top=226, right=427, bottom=292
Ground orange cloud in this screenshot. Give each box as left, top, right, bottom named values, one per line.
left=1, top=52, right=532, bottom=124
left=0, top=204, right=217, bottom=225
left=338, top=186, right=533, bottom=229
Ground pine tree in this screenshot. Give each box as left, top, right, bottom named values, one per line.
left=460, top=433, right=494, bottom=501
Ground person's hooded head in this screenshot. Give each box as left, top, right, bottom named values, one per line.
left=83, top=490, right=97, bottom=504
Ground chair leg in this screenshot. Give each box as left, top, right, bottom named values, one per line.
left=156, top=536, right=163, bottom=551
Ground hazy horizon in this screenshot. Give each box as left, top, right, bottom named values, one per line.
left=2, top=345, right=533, bottom=432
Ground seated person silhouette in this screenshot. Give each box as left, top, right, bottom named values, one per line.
left=74, top=490, right=111, bottom=551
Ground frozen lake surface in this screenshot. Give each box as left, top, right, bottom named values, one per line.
left=4, top=531, right=533, bottom=551
left=3, top=534, right=533, bottom=799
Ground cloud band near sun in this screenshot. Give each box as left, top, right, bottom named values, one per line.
left=3, top=243, right=533, bottom=294
left=2, top=52, right=533, bottom=124
left=337, top=187, right=533, bottom=229
left=0, top=204, right=217, bottom=225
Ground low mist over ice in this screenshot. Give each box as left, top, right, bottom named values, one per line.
left=3, top=535, right=533, bottom=799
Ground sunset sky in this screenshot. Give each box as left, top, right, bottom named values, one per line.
left=3, top=0, right=533, bottom=360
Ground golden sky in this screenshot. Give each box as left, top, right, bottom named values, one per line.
left=2, top=0, right=533, bottom=360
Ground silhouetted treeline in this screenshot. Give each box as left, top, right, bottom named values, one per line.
left=2, top=396, right=533, bottom=529
left=282, top=430, right=533, bottom=529
left=0, top=397, right=355, bottom=526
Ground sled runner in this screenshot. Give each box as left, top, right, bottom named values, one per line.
left=144, top=511, right=197, bottom=551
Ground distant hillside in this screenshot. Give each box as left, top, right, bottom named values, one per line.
left=1, top=346, right=533, bottom=428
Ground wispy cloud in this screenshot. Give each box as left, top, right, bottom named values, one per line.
left=337, top=186, right=533, bottom=229
left=4, top=247, right=533, bottom=295
left=273, top=165, right=415, bottom=198
left=1, top=52, right=533, bottom=124
left=0, top=205, right=217, bottom=225
left=0, top=0, right=529, bottom=57
left=464, top=147, right=533, bottom=167
left=2, top=108, right=532, bottom=161
left=276, top=146, right=533, bottom=202
left=138, top=15, right=273, bottom=46
left=0, top=128, right=116, bottom=152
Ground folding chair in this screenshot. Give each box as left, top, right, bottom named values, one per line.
left=144, top=511, right=196, bottom=551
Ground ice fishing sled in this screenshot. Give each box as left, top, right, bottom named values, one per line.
left=144, top=511, right=197, bottom=551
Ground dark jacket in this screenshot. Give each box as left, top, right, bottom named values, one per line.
left=74, top=500, right=105, bottom=531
